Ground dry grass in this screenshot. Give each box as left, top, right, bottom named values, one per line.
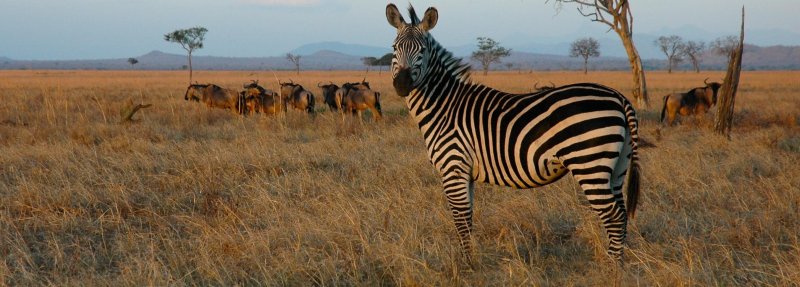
left=1, top=69, right=799, bottom=286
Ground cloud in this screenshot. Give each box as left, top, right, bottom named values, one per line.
left=236, top=0, right=321, bottom=6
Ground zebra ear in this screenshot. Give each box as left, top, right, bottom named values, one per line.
left=386, top=4, right=406, bottom=29
left=420, top=7, right=438, bottom=31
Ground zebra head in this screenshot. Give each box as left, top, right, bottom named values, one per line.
left=386, top=3, right=438, bottom=97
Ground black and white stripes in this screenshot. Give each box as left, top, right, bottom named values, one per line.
left=386, top=3, right=641, bottom=262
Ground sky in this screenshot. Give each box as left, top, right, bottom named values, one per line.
left=1, top=0, right=798, bottom=60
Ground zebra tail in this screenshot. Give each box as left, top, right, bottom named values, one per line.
left=623, top=100, right=641, bottom=219
left=660, top=95, right=669, bottom=123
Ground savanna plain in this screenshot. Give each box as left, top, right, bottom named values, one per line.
left=1, top=70, right=799, bottom=286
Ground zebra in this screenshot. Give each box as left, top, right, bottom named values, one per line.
left=385, top=3, right=641, bottom=263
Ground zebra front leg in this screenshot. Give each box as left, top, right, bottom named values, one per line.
left=441, top=174, right=475, bottom=263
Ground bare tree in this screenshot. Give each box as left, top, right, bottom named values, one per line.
left=714, top=8, right=745, bottom=139
left=286, top=53, right=302, bottom=75
left=164, top=26, right=207, bottom=84
left=549, top=0, right=649, bottom=107
left=127, top=57, right=139, bottom=69
left=471, top=37, right=511, bottom=75
left=711, top=35, right=739, bottom=56
left=682, top=41, right=706, bottom=73
left=655, top=35, right=685, bottom=73
left=570, top=37, right=600, bottom=74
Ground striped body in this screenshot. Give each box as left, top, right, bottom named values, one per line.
left=407, top=82, right=635, bottom=189
left=386, top=4, right=641, bottom=262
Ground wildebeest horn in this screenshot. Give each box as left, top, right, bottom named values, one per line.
left=704, top=77, right=709, bottom=85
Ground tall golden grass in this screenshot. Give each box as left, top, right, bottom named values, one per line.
left=1, top=69, right=799, bottom=285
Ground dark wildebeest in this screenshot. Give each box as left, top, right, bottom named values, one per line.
left=243, top=80, right=282, bottom=115
left=279, top=80, right=315, bottom=114
left=184, top=83, right=246, bottom=114
left=534, top=82, right=556, bottom=92
left=660, top=78, right=723, bottom=126
left=339, top=80, right=382, bottom=121
left=318, top=82, right=341, bottom=111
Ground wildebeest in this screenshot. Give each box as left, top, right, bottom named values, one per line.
left=660, top=78, right=723, bottom=126
left=318, top=82, right=341, bottom=111
left=243, top=80, right=282, bottom=115
left=534, top=81, right=556, bottom=92
left=185, top=83, right=246, bottom=114
left=339, top=80, right=382, bottom=121
left=279, top=80, right=315, bottom=114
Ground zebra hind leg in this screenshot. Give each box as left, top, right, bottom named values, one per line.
left=570, top=165, right=628, bottom=262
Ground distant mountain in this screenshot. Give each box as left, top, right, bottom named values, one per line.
left=0, top=50, right=367, bottom=71
left=291, top=42, right=391, bottom=58
left=1, top=42, right=798, bottom=71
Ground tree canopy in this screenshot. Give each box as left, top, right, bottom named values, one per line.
left=164, top=26, right=207, bottom=83
left=569, top=37, right=600, bottom=74
left=471, top=37, right=511, bottom=75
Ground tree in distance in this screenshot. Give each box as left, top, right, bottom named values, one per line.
left=164, top=26, right=207, bottom=84
left=361, top=56, right=378, bottom=73
left=471, top=37, right=511, bottom=76
left=127, top=58, right=138, bottom=69
left=711, top=35, right=739, bottom=57
left=286, top=53, right=302, bottom=75
left=655, top=35, right=685, bottom=73
left=569, top=37, right=600, bottom=74
left=682, top=41, right=706, bottom=73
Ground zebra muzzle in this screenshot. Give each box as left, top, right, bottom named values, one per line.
left=393, top=68, right=413, bottom=97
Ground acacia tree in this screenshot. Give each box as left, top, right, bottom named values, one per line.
left=682, top=40, right=706, bottom=73
left=375, top=53, right=393, bottom=75
left=471, top=37, right=511, bottom=75
left=127, top=57, right=139, bottom=69
left=286, top=53, right=301, bottom=75
left=361, top=56, right=378, bottom=73
left=569, top=37, right=600, bottom=74
left=164, top=26, right=207, bottom=84
left=550, top=0, right=649, bottom=107
left=711, top=35, right=739, bottom=56
left=655, top=35, right=685, bottom=73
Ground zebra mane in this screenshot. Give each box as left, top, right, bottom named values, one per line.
left=426, top=35, right=472, bottom=84
left=408, top=5, right=420, bottom=25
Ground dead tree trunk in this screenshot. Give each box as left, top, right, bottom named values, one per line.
left=120, top=98, right=152, bottom=123
left=552, top=0, right=650, bottom=107
left=714, top=7, right=745, bottom=139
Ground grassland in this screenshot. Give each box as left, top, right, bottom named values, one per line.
left=1, top=70, right=799, bottom=286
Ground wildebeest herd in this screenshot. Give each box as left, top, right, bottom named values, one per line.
left=183, top=78, right=382, bottom=120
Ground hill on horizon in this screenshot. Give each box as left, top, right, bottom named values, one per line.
left=2, top=41, right=799, bottom=71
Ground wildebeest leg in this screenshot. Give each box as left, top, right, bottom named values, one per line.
left=369, top=106, right=381, bottom=122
